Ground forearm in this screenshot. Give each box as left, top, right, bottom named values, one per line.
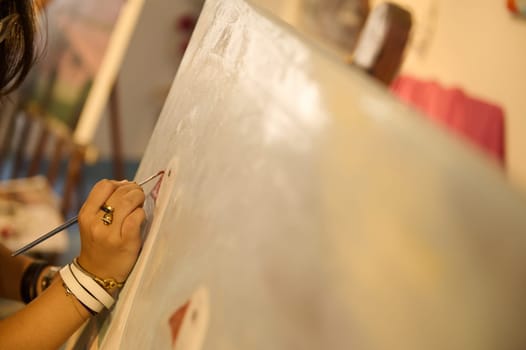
left=0, top=244, right=88, bottom=349
left=0, top=278, right=90, bottom=350
left=0, top=244, right=32, bottom=300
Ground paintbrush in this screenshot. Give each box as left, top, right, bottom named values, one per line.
left=11, top=171, right=164, bottom=257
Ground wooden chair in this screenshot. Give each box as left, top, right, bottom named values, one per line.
left=0, top=99, right=90, bottom=261
left=0, top=100, right=88, bottom=217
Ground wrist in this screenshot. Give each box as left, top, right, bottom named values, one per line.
left=77, top=255, right=129, bottom=287
left=73, top=258, right=125, bottom=296
left=59, top=260, right=124, bottom=315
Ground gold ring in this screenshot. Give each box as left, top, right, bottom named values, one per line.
left=101, top=212, right=113, bottom=225
left=100, top=204, right=114, bottom=214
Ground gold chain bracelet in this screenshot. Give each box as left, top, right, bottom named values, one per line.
left=72, top=258, right=125, bottom=290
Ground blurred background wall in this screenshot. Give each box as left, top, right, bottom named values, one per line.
left=377, top=0, right=526, bottom=193
left=92, top=0, right=202, bottom=165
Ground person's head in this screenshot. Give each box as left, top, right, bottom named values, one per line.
left=0, top=0, right=36, bottom=97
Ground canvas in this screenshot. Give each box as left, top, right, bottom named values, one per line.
left=20, top=0, right=125, bottom=129
left=70, top=0, right=526, bottom=348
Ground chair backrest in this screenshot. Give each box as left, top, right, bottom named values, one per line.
left=0, top=101, right=87, bottom=216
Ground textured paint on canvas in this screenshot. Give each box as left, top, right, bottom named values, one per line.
left=72, top=0, right=526, bottom=348
left=19, top=0, right=124, bottom=129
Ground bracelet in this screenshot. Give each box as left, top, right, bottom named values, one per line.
left=72, top=258, right=125, bottom=290
left=60, top=265, right=105, bottom=314
left=69, top=263, right=114, bottom=309
left=20, top=261, right=50, bottom=304
left=62, top=282, right=96, bottom=316
left=59, top=262, right=118, bottom=315
left=41, top=266, right=60, bottom=291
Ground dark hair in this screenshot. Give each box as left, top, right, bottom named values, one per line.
left=0, top=0, right=36, bottom=96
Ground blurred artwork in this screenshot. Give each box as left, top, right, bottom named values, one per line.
left=19, top=0, right=125, bottom=129
left=507, top=0, right=526, bottom=17
left=0, top=176, right=67, bottom=254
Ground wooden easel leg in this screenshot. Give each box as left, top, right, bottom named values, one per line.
left=109, top=83, right=125, bottom=180
left=0, top=105, right=18, bottom=177
left=62, top=145, right=85, bottom=217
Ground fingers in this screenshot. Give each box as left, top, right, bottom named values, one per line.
left=102, top=183, right=145, bottom=227
left=121, top=207, right=146, bottom=243
left=103, top=182, right=145, bottom=218
left=77, top=179, right=147, bottom=282
left=80, top=179, right=145, bottom=236
left=80, top=179, right=121, bottom=216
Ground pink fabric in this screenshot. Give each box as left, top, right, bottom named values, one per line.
left=390, top=75, right=506, bottom=167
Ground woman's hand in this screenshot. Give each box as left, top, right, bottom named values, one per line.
left=77, top=179, right=146, bottom=283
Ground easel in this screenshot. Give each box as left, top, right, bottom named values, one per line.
left=108, top=83, right=125, bottom=181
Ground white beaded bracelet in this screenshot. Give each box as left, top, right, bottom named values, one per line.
left=69, top=263, right=115, bottom=309
left=60, top=265, right=104, bottom=314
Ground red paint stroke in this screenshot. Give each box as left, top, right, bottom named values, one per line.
left=169, top=301, right=190, bottom=346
